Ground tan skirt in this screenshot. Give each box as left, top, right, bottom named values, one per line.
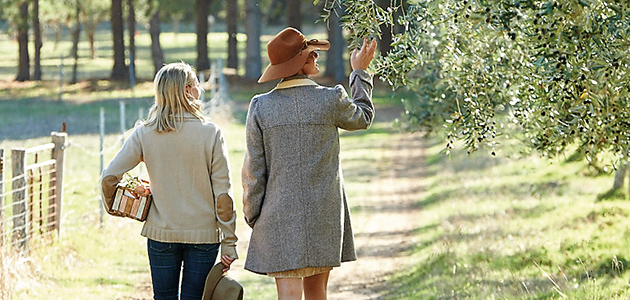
left=268, top=267, right=333, bottom=278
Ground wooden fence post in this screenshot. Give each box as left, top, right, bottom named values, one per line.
left=12, top=149, right=28, bottom=250
left=0, top=149, right=4, bottom=247
left=50, top=132, right=67, bottom=234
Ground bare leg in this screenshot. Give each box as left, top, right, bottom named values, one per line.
left=303, top=271, right=330, bottom=300
left=276, top=277, right=303, bottom=300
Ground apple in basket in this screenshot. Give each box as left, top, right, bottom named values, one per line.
left=123, top=174, right=151, bottom=197
left=133, top=183, right=151, bottom=196
left=134, top=185, right=146, bottom=195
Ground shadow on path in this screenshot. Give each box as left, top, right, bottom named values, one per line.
left=328, top=132, right=429, bottom=300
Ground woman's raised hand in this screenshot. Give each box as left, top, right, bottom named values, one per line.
left=351, top=37, right=378, bottom=71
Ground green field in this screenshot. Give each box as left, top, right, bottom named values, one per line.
left=383, top=142, right=630, bottom=299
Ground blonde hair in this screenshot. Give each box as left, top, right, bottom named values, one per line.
left=144, top=62, right=206, bottom=132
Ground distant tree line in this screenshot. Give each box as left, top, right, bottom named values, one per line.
left=1, top=0, right=385, bottom=83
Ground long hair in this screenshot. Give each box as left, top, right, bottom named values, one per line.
left=144, top=62, right=206, bottom=132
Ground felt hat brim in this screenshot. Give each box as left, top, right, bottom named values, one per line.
left=202, top=262, right=243, bottom=300
left=258, top=41, right=330, bottom=83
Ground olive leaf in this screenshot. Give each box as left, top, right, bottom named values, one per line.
left=324, top=0, right=630, bottom=166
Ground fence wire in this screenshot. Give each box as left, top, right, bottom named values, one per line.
left=0, top=152, right=58, bottom=252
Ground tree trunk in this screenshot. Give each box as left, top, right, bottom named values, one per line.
left=394, top=0, right=409, bottom=35
left=196, top=0, right=211, bottom=71
left=70, top=1, right=81, bottom=84
left=33, top=0, right=42, bottom=80
left=265, top=0, right=283, bottom=25
left=613, top=163, right=627, bottom=190
left=85, top=20, right=97, bottom=59
left=377, top=0, right=392, bottom=57
left=127, top=0, right=136, bottom=83
left=54, top=21, right=61, bottom=51
left=245, top=0, right=262, bottom=80
left=173, top=15, right=181, bottom=40
left=149, top=10, right=164, bottom=75
left=325, top=4, right=345, bottom=83
left=16, top=1, right=30, bottom=82
left=110, top=0, right=127, bottom=80
left=287, top=0, right=301, bottom=32
left=226, top=0, right=238, bottom=70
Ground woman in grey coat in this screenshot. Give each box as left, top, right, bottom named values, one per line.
left=242, top=27, right=377, bottom=300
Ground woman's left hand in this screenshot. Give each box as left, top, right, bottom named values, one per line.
left=351, top=37, right=378, bottom=71
left=221, top=255, right=236, bottom=272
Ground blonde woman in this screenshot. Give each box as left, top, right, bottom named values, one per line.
left=242, top=28, right=377, bottom=300
left=101, top=62, right=238, bottom=300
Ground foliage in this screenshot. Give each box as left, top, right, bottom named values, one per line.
left=327, top=0, right=630, bottom=163
left=80, top=0, right=110, bottom=26
left=319, top=0, right=396, bottom=50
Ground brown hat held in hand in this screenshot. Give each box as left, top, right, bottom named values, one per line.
left=258, top=27, right=330, bottom=83
left=202, top=262, right=243, bottom=300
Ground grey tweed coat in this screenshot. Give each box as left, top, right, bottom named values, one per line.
left=242, top=69, right=374, bottom=274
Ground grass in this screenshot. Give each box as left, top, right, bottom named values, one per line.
left=382, top=138, right=630, bottom=299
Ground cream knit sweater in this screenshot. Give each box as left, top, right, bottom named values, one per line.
left=101, top=114, right=238, bottom=258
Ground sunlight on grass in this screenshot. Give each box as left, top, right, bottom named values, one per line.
left=383, top=138, right=630, bottom=299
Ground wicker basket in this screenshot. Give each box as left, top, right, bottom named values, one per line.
left=111, top=179, right=152, bottom=221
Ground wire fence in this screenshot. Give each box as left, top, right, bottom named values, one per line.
left=0, top=133, right=66, bottom=253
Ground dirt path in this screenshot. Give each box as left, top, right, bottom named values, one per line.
left=327, top=133, right=427, bottom=299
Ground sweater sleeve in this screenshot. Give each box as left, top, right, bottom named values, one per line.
left=334, top=69, right=375, bottom=131
left=100, top=127, right=143, bottom=214
left=209, top=128, right=238, bottom=259
left=242, top=98, right=267, bottom=228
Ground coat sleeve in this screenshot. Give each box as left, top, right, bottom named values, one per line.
left=242, top=98, right=267, bottom=228
left=100, top=127, right=143, bottom=214
left=334, top=69, right=375, bottom=131
left=209, top=127, right=238, bottom=259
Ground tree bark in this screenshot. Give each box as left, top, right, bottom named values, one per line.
left=110, top=0, right=127, bottom=80
left=265, top=0, right=283, bottom=25
left=287, top=0, right=301, bottom=32
left=54, top=21, right=61, bottom=51
left=16, top=1, right=30, bottom=82
left=149, top=10, right=164, bottom=75
left=377, top=0, right=392, bottom=57
left=127, top=0, right=136, bottom=83
left=226, top=0, right=238, bottom=70
left=196, top=0, right=211, bottom=71
left=33, top=0, right=42, bottom=80
left=395, top=0, right=409, bottom=35
left=325, top=4, right=345, bottom=83
left=70, top=1, right=81, bottom=84
left=85, top=20, right=97, bottom=59
left=245, top=0, right=262, bottom=80
left=613, top=163, right=627, bottom=190
left=173, top=15, right=181, bottom=41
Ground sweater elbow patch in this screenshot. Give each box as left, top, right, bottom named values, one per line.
left=102, top=175, right=119, bottom=200
left=216, top=193, right=235, bottom=222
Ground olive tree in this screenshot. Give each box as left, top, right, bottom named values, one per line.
left=322, top=0, right=630, bottom=166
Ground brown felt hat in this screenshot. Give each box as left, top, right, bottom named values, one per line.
left=258, top=27, right=330, bottom=83
left=202, top=262, right=244, bottom=300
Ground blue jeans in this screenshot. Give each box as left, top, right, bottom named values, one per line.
left=147, top=239, right=220, bottom=300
